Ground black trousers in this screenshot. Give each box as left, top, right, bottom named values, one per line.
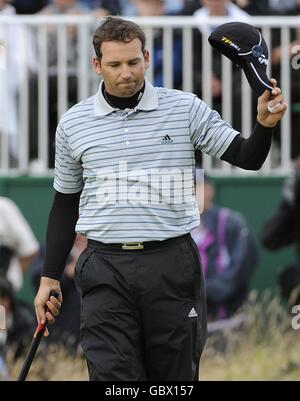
left=74, top=234, right=207, bottom=381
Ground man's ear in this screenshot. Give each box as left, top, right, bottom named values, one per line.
left=144, top=50, right=150, bottom=70
left=92, top=57, right=102, bottom=76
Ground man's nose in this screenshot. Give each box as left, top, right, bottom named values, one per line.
left=120, top=65, right=132, bottom=80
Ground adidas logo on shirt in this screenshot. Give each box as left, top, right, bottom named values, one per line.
left=188, top=307, right=198, bottom=318
left=161, top=134, right=173, bottom=144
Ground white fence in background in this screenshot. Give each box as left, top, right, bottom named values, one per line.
left=0, top=15, right=299, bottom=176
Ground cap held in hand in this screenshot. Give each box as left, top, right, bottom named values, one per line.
left=208, top=22, right=273, bottom=97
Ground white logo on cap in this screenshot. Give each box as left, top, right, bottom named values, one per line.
left=252, top=44, right=268, bottom=66
left=258, top=56, right=268, bottom=66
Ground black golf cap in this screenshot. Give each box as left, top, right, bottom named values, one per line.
left=208, top=22, right=274, bottom=97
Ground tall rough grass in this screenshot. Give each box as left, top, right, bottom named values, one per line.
left=7, top=292, right=300, bottom=381
left=201, top=291, right=300, bottom=380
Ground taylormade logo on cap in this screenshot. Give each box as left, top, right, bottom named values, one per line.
left=221, top=36, right=241, bottom=51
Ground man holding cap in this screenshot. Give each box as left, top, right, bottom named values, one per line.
left=34, top=18, right=287, bottom=381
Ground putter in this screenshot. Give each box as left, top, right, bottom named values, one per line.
left=17, top=290, right=59, bottom=381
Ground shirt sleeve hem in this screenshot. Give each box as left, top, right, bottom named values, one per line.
left=216, top=130, right=240, bottom=159
left=53, top=182, right=84, bottom=194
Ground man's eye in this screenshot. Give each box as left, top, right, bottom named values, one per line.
left=129, top=61, right=138, bottom=65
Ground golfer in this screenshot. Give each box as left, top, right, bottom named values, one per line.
left=34, top=17, right=287, bottom=381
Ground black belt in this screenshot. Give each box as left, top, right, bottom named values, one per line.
left=88, top=233, right=190, bottom=251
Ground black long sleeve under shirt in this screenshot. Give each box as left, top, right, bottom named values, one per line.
left=42, top=119, right=274, bottom=280
left=220, top=121, right=274, bottom=170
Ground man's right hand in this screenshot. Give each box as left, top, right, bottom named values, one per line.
left=34, top=277, right=62, bottom=337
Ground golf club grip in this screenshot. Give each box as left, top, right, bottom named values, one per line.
left=17, top=291, right=60, bottom=381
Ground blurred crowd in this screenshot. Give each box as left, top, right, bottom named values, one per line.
left=5, top=0, right=300, bottom=17
left=0, top=194, right=86, bottom=379
left=1, top=0, right=300, bottom=167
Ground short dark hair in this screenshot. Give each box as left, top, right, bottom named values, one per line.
left=93, top=17, right=146, bottom=58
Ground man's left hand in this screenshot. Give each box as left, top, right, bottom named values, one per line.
left=257, top=78, right=288, bottom=128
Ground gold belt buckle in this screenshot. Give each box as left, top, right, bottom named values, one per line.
left=122, top=242, right=144, bottom=250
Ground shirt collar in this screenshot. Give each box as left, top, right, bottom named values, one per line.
left=136, top=78, right=159, bottom=111
left=93, top=78, right=158, bottom=116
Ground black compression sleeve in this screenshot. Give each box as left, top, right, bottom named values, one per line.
left=42, top=190, right=81, bottom=281
left=221, top=121, right=274, bottom=170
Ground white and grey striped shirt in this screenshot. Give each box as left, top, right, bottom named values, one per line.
left=54, top=78, right=238, bottom=243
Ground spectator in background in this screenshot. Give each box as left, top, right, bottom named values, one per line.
left=191, top=173, right=259, bottom=322
left=11, top=0, right=49, bottom=14
left=132, top=0, right=182, bottom=88
left=41, top=0, right=88, bottom=14
left=194, top=0, right=249, bottom=34
left=80, top=0, right=120, bottom=15
left=261, top=170, right=300, bottom=306
left=0, top=278, right=35, bottom=363
left=39, top=0, right=91, bottom=69
left=0, top=350, right=9, bottom=381
left=0, top=197, right=39, bottom=292
left=234, top=0, right=299, bottom=15
left=233, top=0, right=273, bottom=15
left=113, top=0, right=184, bottom=16
left=267, top=0, right=299, bottom=15
left=192, top=0, right=249, bottom=134
left=161, top=0, right=184, bottom=14
left=271, top=22, right=300, bottom=162
left=0, top=0, right=37, bottom=164
left=180, top=0, right=200, bottom=15
left=259, top=2, right=300, bottom=300
left=29, top=0, right=90, bottom=167
left=78, top=0, right=136, bottom=15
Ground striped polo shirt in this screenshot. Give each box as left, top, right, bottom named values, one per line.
left=54, top=78, right=239, bottom=243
